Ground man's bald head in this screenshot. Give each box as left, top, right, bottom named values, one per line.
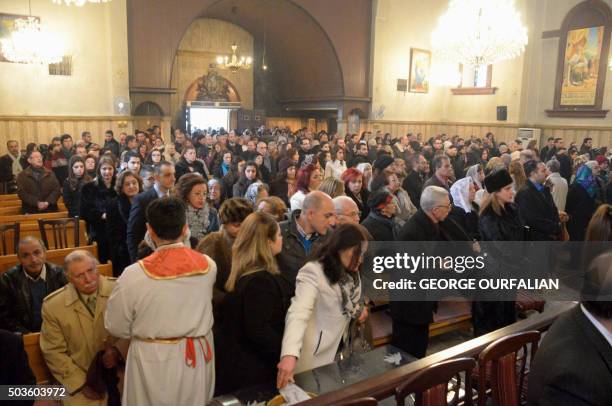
left=333, top=196, right=360, bottom=224
left=302, top=191, right=337, bottom=235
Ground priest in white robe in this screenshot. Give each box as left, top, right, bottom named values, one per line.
left=105, top=197, right=217, bottom=405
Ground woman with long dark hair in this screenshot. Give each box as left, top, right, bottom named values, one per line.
left=106, top=170, right=142, bottom=276
left=63, top=155, right=92, bottom=217
left=232, top=161, right=260, bottom=198
left=176, top=173, right=219, bottom=245
left=270, top=161, right=297, bottom=207
left=80, top=155, right=117, bottom=264
left=277, top=223, right=370, bottom=387
left=324, top=146, right=347, bottom=180
left=214, top=212, right=291, bottom=394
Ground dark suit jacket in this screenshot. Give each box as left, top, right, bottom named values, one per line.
left=392, top=210, right=470, bottom=325
left=528, top=305, right=612, bottom=406
left=402, top=171, right=426, bottom=209
left=0, top=263, right=67, bottom=333
left=127, top=187, right=159, bottom=262
left=0, top=154, right=22, bottom=183
left=515, top=181, right=561, bottom=241
left=423, top=174, right=450, bottom=191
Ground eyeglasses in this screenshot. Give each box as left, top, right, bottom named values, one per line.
left=434, top=203, right=452, bottom=210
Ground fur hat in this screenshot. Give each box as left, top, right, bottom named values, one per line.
left=484, top=169, right=513, bottom=193
left=372, top=154, right=394, bottom=171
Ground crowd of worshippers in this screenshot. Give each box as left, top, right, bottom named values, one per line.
left=0, top=127, right=611, bottom=405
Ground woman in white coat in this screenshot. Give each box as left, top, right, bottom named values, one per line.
left=277, top=223, right=370, bottom=388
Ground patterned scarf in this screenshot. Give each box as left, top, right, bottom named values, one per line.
left=186, top=204, right=211, bottom=241
left=338, top=269, right=362, bottom=319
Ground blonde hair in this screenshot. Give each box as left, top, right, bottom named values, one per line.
left=225, top=212, right=280, bottom=292
left=479, top=191, right=506, bottom=217
left=508, top=160, right=527, bottom=191
left=318, top=177, right=345, bottom=198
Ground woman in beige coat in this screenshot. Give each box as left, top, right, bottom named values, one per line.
left=277, top=224, right=370, bottom=388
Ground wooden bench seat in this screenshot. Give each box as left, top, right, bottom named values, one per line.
left=0, top=219, right=87, bottom=253
left=23, top=333, right=53, bottom=384
left=0, top=203, right=67, bottom=216
left=370, top=299, right=473, bottom=347
left=0, top=194, right=64, bottom=204
left=0, top=244, right=98, bottom=273
left=0, top=211, right=70, bottom=225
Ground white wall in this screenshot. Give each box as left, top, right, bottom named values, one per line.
left=0, top=0, right=129, bottom=116
left=371, top=0, right=612, bottom=131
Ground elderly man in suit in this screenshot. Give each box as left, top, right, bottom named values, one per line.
left=0, top=237, right=67, bottom=333
left=16, top=151, right=61, bottom=214
left=126, top=161, right=175, bottom=262
left=40, top=250, right=128, bottom=405
left=392, top=186, right=470, bottom=358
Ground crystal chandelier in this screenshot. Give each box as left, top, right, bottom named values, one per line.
left=0, top=16, right=64, bottom=64
left=216, top=44, right=252, bottom=73
left=431, top=0, right=528, bottom=67
left=52, top=0, right=111, bottom=5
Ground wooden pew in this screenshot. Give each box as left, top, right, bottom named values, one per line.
left=302, top=302, right=575, bottom=406
left=0, top=196, right=64, bottom=208
left=23, top=333, right=53, bottom=384
left=0, top=203, right=67, bottom=216
left=0, top=244, right=98, bottom=273
left=0, top=220, right=88, bottom=253
left=0, top=211, right=70, bottom=225
left=370, top=299, right=472, bottom=347
left=0, top=194, right=19, bottom=202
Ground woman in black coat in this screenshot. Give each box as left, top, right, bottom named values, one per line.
left=474, top=169, right=528, bottom=337
left=175, top=146, right=209, bottom=181
left=62, top=155, right=92, bottom=218
left=106, top=170, right=142, bottom=276
left=361, top=190, right=398, bottom=241
left=269, top=160, right=297, bottom=207
left=566, top=165, right=599, bottom=241
left=80, top=156, right=117, bottom=264
left=214, top=212, right=291, bottom=395
left=232, top=161, right=260, bottom=198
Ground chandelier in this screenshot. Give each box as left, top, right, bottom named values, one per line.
left=216, top=44, right=252, bottom=73
left=431, top=0, right=528, bottom=67
left=52, top=0, right=111, bottom=5
left=0, top=16, right=64, bottom=64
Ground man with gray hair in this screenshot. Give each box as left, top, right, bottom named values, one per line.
left=0, top=236, right=67, bottom=333
left=333, top=195, right=361, bottom=225
left=392, top=186, right=470, bottom=358
left=277, top=191, right=338, bottom=287
left=40, top=250, right=128, bottom=404
left=546, top=159, right=568, bottom=211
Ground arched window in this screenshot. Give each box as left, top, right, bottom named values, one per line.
left=134, top=101, right=164, bottom=116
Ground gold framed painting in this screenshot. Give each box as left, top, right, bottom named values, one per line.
left=409, top=48, right=431, bottom=93
left=560, top=26, right=605, bottom=106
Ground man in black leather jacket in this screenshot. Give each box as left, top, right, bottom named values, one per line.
left=0, top=237, right=67, bottom=333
